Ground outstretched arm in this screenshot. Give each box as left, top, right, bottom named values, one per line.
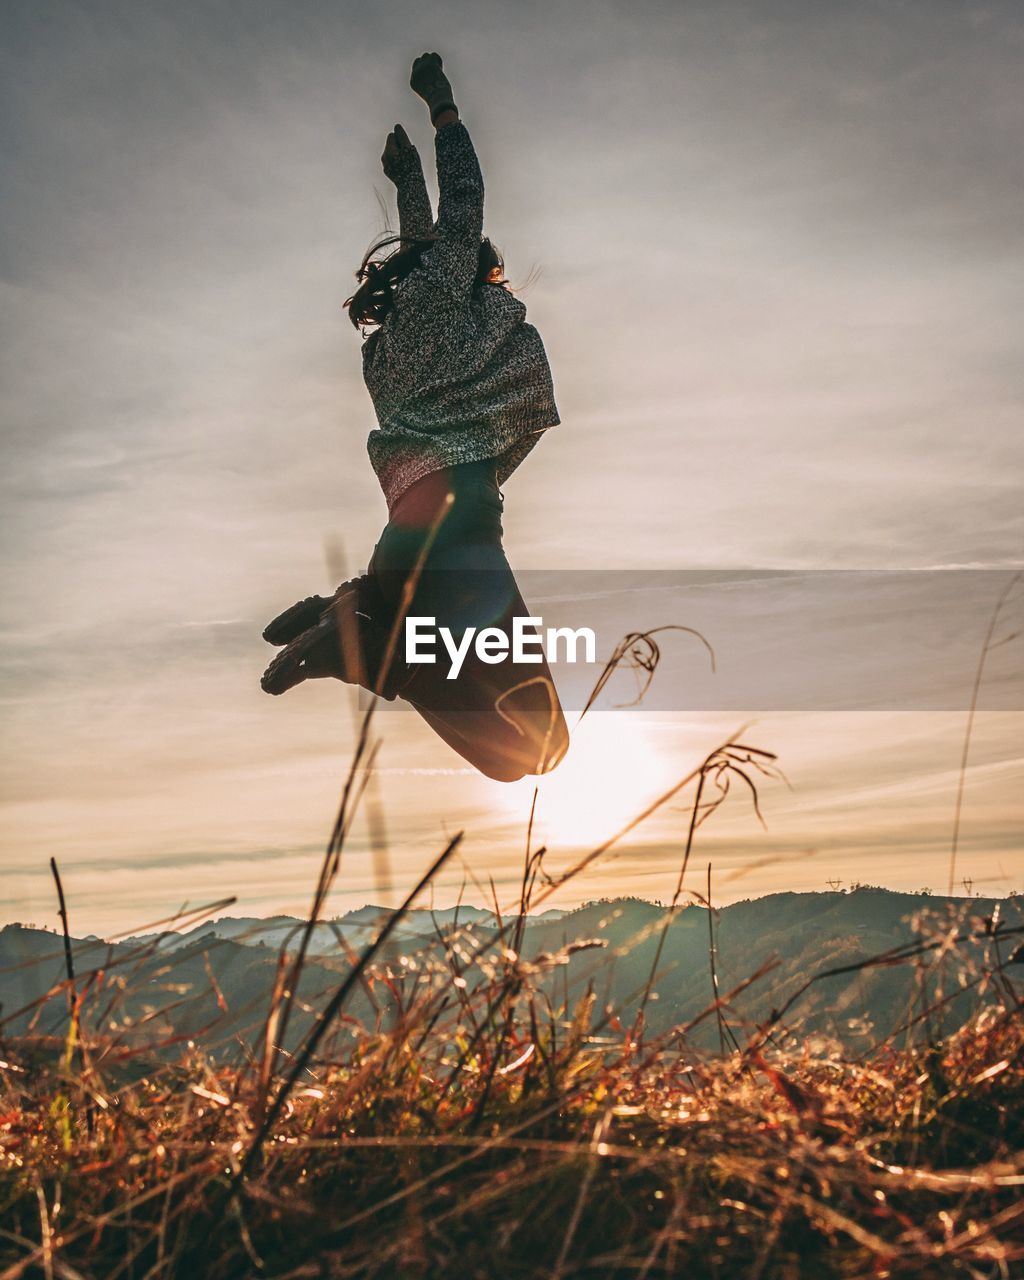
left=409, top=52, right=483, bottom=294
left=381, top=124, right=434, bottom=240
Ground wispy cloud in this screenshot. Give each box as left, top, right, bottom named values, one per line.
left=2, top=0, right=1022, bottom=931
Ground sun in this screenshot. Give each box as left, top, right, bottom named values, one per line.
left=498, top=713, right=680, bottom=850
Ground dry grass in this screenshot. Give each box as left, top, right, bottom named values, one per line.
left=1, top=629, right=1022, bottom=1278
left=1, top=936, right=1021, bottom=1279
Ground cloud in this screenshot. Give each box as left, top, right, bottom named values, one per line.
left=2, top=0, right=1022, bottom=930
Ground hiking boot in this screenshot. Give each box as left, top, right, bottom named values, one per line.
left=262, top=594, right=331, bottom=646
left=260, top=575, right=409, bottom=700
left=261, top=574, right=381, bottom=647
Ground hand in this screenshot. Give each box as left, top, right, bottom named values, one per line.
left=381, top=123, right=417, bottom=182
left=410, top=51, right=454, bottom=112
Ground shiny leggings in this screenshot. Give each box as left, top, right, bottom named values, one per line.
left=366, top=461, right=569, bottom=782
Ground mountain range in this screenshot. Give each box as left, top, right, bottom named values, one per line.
left=2, top=889, right=1019, bottom=1061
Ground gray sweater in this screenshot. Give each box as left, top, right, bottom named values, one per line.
left=362, top=121, right=560, bottom=511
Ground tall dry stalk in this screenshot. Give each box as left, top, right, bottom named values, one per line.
left=947, top=571, right=1021, bottom=896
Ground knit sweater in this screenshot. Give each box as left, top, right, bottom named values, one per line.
left=362, top=121, right=560, bottom=511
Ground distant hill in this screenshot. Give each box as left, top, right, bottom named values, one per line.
left=120, top=903, right=510, bottom=957
left=2, top=889, right=1018, bottom=1059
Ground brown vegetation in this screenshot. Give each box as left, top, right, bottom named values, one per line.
left=1, top=634, right=1021, bottom=1277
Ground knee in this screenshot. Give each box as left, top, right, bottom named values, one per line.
left=481, top=761, right=532, bottom=784
left=475, top=732, right=568, bottom=784
left=533, top=723, right=569, bottom=778
left=494, top=723, right=570, bottom=784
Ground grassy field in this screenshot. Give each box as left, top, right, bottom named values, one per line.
left=1, top=928, right=1021, bottom=1277
left=2, top=722, right=1022, bottom=1277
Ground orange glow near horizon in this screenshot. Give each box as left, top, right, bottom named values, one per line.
left=499, top=715, right=684, bottom=851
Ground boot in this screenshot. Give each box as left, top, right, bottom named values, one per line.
left=262, top=573, right=381, bottom=647
left=260, top=575, right=408, bottom=700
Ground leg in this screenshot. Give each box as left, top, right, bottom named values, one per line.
left=261, top=462, right=570, bottom=781
left=405, top=670, right=569, bottom=782
left=386, top=555, right=570, bottom=782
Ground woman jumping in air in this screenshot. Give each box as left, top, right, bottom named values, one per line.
left=261, top=52, right=569, bottom=782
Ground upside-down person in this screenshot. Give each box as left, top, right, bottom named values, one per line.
left=261, top=52, right=569, bottom=782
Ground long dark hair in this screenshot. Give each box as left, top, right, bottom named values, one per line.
left=345, top=233, right=505, bottom=329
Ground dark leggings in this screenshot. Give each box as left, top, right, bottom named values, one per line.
left=367, top=461, right=569, bottom=782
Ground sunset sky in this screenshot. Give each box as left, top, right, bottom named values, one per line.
left=2, top=0, right=1021, bottom=935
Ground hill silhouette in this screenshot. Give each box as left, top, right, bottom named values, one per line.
left=3, top=888, right=1016, bottom=1059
